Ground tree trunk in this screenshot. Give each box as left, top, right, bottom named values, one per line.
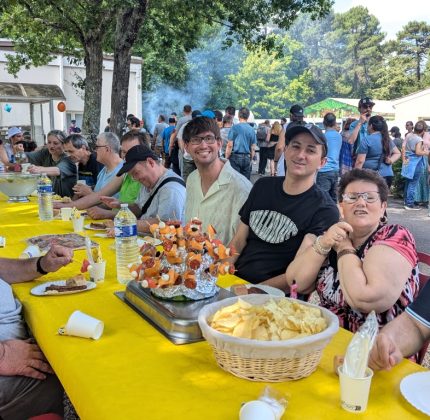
left=110, top=1, right=148, bottom=137
left=82, top=36, right=104, bottom=141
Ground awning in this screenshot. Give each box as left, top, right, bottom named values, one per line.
left=0, top=82, right=66, bottom=103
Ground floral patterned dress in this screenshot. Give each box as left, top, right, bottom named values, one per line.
left=316, top=224, right=419, bottom=333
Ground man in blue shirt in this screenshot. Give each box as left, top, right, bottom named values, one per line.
left=225, top=107, right=257, bottom=179
left=316, top=113, right=342, bottom=202
left=161, top=118, right=177, bottom=173
left=349, top=97, right=375, bottom=156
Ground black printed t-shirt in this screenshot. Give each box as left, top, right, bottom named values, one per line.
left=79, top=153, right=104, bottom=188
left=236, top=177, right=339, bottom=283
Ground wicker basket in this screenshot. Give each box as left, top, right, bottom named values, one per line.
left=198, top=295, right=339, bottom=382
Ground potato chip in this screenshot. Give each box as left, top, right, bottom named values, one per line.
left=210, top=298, right=327, bottom=341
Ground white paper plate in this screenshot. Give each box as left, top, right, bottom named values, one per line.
left=84, top=223, right=107, bottom=231
left=31, top=280, right=96, bottom=296
left=229, top=284, right=285, bottom=297
left=137, top=236, right=162, bottom=247
left=400, top=371, right=430, bottom=416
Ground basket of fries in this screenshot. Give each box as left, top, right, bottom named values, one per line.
left=198, top=295, right=339, bottom=382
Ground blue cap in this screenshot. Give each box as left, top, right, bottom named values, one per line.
left=201, top=110, right=215, bottom=119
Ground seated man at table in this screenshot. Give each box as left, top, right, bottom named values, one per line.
left=71, top=132, right=123, bottom=198
left=53, top=132, right=143, bottom=220
left=182, top=116, right=252, bottom=243
left=228, top=124, right=339, bottom=289
left=369, top=281, right=430, bottom=370
left=63, top=133, right=104, bottom=188
left=0, top=245, right=73, bottom=419
left=101, top=144, right=186, bottom=234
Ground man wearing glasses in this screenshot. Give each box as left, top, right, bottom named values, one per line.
left=348, top=97, right=375, bottom=157
left=63, top=133, right=104, bottom=188
left=182, top=117, right=252, bottom=244
left=72, top=132, right=123, bottom=198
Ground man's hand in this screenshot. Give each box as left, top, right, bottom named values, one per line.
left=369, top=333, right=403, bottom=371
left=73, top=183, right=92, bottom=197
left=87, top=206, right=114, bottom=220
left=39, top=245, right=73, bottom=273
left=100, top=196, right=121, bottom=209
left=0, top=339, right=54, bottom=379
left=28, top=165, right=44, bottom=175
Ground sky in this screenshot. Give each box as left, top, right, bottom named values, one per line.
left=333, top=0, right=429, bottom=40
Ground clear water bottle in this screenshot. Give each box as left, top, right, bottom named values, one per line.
left=37, top=173, right=53, bottom=221
left=114, top=203, right=139, bottom=284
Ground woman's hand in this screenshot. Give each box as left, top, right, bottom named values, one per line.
left=319, top=221, right=353, bottom=251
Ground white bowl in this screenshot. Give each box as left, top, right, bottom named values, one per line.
left=0, top=173, right=40, bottom=202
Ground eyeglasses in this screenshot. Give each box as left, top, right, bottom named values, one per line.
left=95, top=144, right=109, bottom=149
left=189, top=135, right=217, bottom=145
left=361, top=105, right=373, bottom=110
left=342, top=192, right=380, bottom=203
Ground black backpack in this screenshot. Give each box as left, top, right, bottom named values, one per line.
left=256, top=125, right=268, bottom=141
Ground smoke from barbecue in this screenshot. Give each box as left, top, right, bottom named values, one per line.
left=142, top=29, right=243, bottom=130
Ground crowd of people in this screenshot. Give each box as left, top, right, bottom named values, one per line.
left=1, top=100, right=430, bottom=418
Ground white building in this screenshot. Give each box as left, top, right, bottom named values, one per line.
left=392, top=88, right=430, bottom=123
left=0, top=39, right=142, bottom=144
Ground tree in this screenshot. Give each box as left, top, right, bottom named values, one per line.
left=230, top=35, right=313, bottom=118
left=0, top=0, right=118, bottom=137
left=287, top=11, right=342, bottom=103
left=330, top=6, right=385, bottom=98
left=395, top=21, right=430, bottom=85
left=1, top=0, right=333, bottom=135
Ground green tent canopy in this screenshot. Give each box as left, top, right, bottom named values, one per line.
left=304, top=98, right=357, bottom=118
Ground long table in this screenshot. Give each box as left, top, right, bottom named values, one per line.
left=0, top=198, right=427, bottom=419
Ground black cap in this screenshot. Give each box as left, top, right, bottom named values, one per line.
left=358, top=97, right=375, bottom=107
left=116, top=145, right=159, bottom=176
left=285, top=123, right=327, bottom=155
left=289, top=104, right=304, bottom=117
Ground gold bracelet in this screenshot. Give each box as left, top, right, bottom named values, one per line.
left=312, top=236, right=331, bottom=256
left=337, top=249, right=357, bottom=260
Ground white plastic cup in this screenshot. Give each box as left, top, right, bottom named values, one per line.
left=21, top=163, right=31, bottom=173
left=20, top=245, right=41, bottom=259
left=88, top=260, right=106, bottom=283
left=72, top=216, right=85, bottom=233
left=239, top=401, right=276, bottom=420
left=338, top=366, right=373, bottom=413
left=61, top=207, right=73, bottom=221
left=59, top=310, right=104, bottom=340
left=77, top=180, right=86, bottom=185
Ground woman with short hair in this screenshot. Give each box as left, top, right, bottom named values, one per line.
left=27, top=130, right=77, bottom=197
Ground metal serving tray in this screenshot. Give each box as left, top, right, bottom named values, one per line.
left=115, top=281, right=234, bottom=345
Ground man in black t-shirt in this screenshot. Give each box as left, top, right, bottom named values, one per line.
left=229, top=123, right=339, bottom=288
left=63, top=134, right=104, bottom=188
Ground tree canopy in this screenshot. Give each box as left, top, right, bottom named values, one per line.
left=0, top=0, right=333, bottom=134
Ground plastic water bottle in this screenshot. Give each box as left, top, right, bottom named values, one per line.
left=37, top=174, right=53, bottom=221
left=114, top=203, right=139, bottom=284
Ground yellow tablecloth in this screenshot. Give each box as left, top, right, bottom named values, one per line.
left=0, top=198, right=427, bottom=419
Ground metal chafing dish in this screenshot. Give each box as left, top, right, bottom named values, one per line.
left=115, top=280, right=234, bottom=344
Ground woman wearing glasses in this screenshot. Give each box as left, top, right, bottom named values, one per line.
left=27, top=130, right=77, bottom=197
left=286, top=169, right=419, bottom=334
